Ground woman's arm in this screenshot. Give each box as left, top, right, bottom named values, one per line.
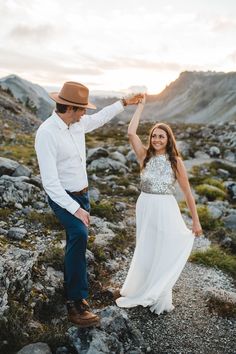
left=128, top=96, right=147, bottom=164
left=176, top=158, right=202, bottom=236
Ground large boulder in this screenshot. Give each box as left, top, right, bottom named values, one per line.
left=67, top=306, right=145, bottom=354
left=0, top=246, right=38, bottom=316
left=0, top=175, right=43, bottom=207
left=87, top=148, right=109, bottom=163
left=87, top=158, right=129, bottom=174
left=205, top=287, right=236, bottom=317
left=0, top=157, right=32, bottom=177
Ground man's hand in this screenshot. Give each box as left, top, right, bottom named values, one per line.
left=74, top=207, right=90, bottom=227
left=125, top=94, right=144, bottom=105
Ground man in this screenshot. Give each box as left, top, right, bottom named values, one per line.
left=35, top=81, right=142, bottom=327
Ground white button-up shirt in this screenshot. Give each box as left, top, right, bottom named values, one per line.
left=35, top=101, right=124, bottom=214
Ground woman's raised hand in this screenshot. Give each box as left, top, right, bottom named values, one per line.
left=139, top=93, right=146, bottom=105
left=125, top=93, right=144, bottom=105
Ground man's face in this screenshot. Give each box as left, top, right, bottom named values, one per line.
left=69, top=107, right=86, bottom=124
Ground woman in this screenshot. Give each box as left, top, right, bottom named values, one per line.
left=116, top=95, right=202, bottom=315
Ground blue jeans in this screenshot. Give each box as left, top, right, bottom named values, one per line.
left=48, top=191, right=90, bottom=301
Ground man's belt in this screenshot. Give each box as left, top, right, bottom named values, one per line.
left=70, top=187, right=88, bottom=196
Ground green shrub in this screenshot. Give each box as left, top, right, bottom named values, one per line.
left=38, top=246, right=64, bottom=271
left=27, top=211, right=62, bottom=230
left=190, top=245, right=236, bottom=279
left=196, top=205, right=223, bottom=231
left=90, top=199, right=118, bottom=221
left=0, top=208, right=12, bottom=219
left=203, top=178, right=226, bottom=191
left=195, top=184, right=226, bottom=201
left=0, top=301, right=34, bottom=353
left=109, top=229, right=130, bottom=254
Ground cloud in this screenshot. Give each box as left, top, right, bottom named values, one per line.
left=211, top=18, right=236, bottom=32
left=0, top=48, right=103, bottom=83
left=9, top=24, right=54, bottom=42
left=70, top=54, right=182, bottom=72
left=228, top=51, right=236, bottom=63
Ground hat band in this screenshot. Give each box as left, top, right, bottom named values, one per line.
left=58, top=94, right=88, bottom=106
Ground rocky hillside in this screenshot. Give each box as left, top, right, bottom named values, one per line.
left=0, top=75, right=54, bottom=120
left=0, top=87, right=41, bottom=133
left=143, top=71, right=236, bottom=124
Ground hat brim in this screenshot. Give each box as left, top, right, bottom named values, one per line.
left=49, top=92, right=96, bottom=110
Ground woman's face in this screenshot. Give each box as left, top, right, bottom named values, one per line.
left=151, top=128, right=168, bottom=155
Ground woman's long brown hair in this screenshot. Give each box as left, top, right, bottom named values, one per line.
left=142, top=123, right=181, bottom=177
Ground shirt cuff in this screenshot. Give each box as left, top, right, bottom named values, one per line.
left=67, top=200, right=81, bottom=215
left=115, top=100, right=125, bottom=112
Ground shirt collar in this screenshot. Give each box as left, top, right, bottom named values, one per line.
left=52, top=111, right=69, bottom=131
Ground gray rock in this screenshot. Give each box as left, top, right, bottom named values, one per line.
left=0, top=246, right=40, bottom=315
left=115, top=202, right=127, bottom=211
left=194, top=151, right=210, bottom=159
left=0, top=175, right=43, bottom=207
left=94, top=229, right=116, bottom=246
left=0, top=228, right=8, bottom=235
left=205, top=287, right=236, bottom=311
left=110, top=151, right=127, bottom=164
left=33, top=201, right=46, bottom=209
left=227, top=183, right=236, bottom=200
left=86, top=249, right=95, bottom=263
left=45, top=267, right=63, bottom=289
left=90, top=216, right=118, bottom=246
left=207, top=205, right=223, bottom=219
left=126, top=151, right=137, bottom=163
left=176, top=141, right=190, bottom=157
left=0, top=157, right=19, bottom=176
left=88, top=158, right=128, bottom=174
left=128, top=185, right=139, bottom=193
left=86, top=329, right=122, bottom=354
left=223, top=214, right=236, bottom=230
left=12, top=164, right=32, bottom=177
left=17, top=342, right=52, bottom=354
left=89, top=187, right=100, bottom=203
left=8, top=227, right=27, bottom=240
left=209, top=146, right=221, bottom=157
left=67, top=306, right=145, bottom=354
left=220, top=237, right=233, bottom=249
left=224, top=150, right=236, bottom=162
left=14, top=202, right=23, bottom=209
left=217, top=168, right=230, bottom=178
left=87, top=147, right=109, bottom=163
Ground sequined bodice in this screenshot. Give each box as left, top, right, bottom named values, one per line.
left=140, top=155, right=175, bottom=194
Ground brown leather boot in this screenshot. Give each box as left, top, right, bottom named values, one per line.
left=67, top=300, right=100, bottom=327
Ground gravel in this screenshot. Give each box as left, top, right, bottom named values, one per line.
left=112, top=237, right=236, bottom=354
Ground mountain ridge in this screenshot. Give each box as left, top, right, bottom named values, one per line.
left=0, top=74, right=54, bottom=120
left=144, top=71, right=236, bottom=123
left=0, top=71, right=236, bottom=124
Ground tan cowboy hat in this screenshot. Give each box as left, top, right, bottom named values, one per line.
left=49, top=81, right=96, bottom=110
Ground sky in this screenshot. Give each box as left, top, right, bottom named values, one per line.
left=0, top=0, right=236, bottom=94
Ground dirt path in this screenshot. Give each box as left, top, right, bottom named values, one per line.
left=112, top=237, right=236, bottom=354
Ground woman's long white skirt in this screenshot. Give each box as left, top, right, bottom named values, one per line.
left=116, top=192, right=194, bottom=315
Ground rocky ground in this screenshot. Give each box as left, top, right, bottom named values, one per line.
left=0, top=119, right=235, bottom=354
